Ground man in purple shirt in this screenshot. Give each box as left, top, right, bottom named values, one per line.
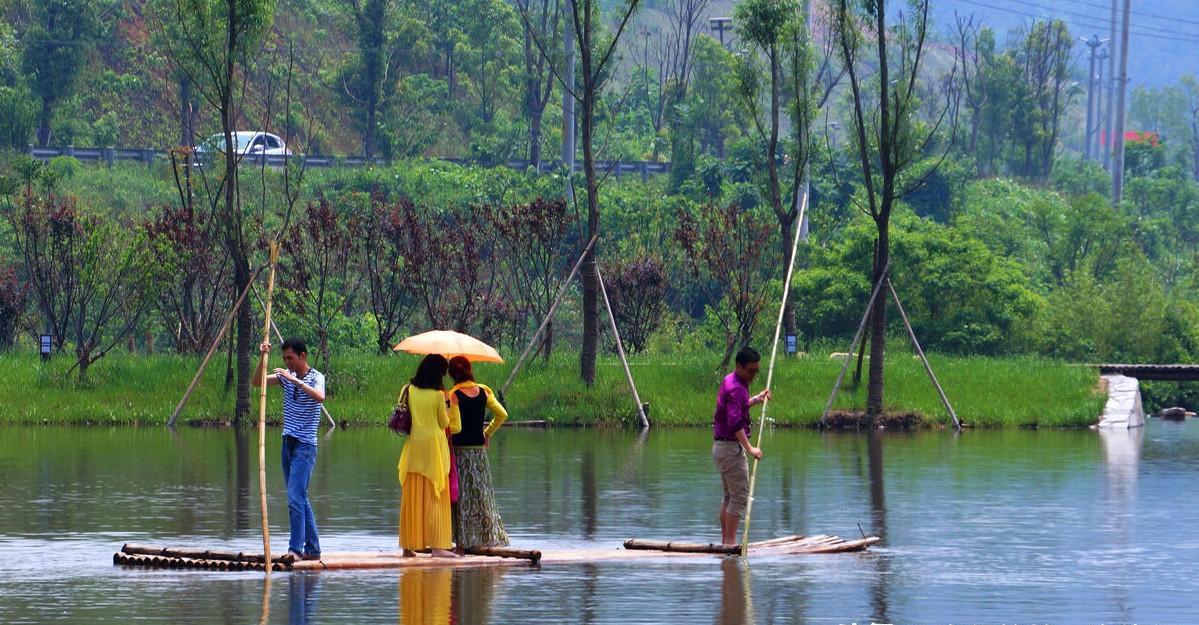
left=713, top=346, right=772, bottom=545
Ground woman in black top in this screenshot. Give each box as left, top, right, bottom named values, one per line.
left=446, top=356, right=510, bottom=551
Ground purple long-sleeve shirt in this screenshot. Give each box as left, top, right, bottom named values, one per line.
left=713, top=372, right=751, bottom=440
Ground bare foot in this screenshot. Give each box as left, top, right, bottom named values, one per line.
left=431, top=549, right=459, bottom=558
left=453, top=547, right=466, bottom=556
left=402, top=549, right=416, bottom=558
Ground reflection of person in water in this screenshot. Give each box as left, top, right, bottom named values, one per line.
left=453, top=566, right=506, bottom=625
left=399, top=567, right=453, bottom=625
left=287, top=572, right=320, bottom=625
left=716, top=558, right=754, bottom=625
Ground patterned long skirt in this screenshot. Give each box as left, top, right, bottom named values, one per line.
left=451, top=447, right=510, bottom=548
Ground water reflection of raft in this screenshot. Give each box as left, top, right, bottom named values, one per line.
left=114, top=533, right=878, bottom=572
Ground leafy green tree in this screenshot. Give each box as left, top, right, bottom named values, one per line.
left=1011, top=20, right=1074, bottom=180
left=381, top=74, right=448, bottom=158
left=733, top=0, right=816, bottom=341
left=0, top=21, right=35, bottom=149
left=795, top=213, right=1042, bottom=355
left=833, top=0, right=952, bottom=416
left=335, top=0, right=429, bottom=159
left=515, top=0, right=641, bottom=385
left=516, top=0, right=562, bottom=165
left=669, top=35, right=738, bottom=193
left=4, top=191, right=163, bottom=381
left=19, top=0, right=108, bottom=147
left=148, top=0, right=276, bottom=421
left=457, top=0, right=523, bottom=164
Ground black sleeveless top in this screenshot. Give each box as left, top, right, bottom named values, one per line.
left=451, top=388, right=489, bottom=447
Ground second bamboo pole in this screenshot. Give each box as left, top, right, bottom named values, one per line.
left=740, top=185, right=809, bottom=557
left=257, top=242, right=280, bottom=572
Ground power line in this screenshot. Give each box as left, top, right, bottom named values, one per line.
left=1048, top=0, right=1199, bottom=28
left=997, top=0, right=1199, bottom=40
left=952, top=0, right=1199, bottom=45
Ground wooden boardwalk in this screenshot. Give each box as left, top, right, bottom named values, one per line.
left=1098, top=364, right=1199, bottom=381
left=113, top=534, right=879, bottom=573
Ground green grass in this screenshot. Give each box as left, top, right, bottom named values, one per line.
left=0, top=350, right=1105, bottom=428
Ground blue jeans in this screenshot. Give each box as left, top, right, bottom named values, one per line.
left=281, top=436, right=321, bottom=556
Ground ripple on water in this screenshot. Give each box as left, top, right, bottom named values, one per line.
left=0, top=423, right=1197, bottom=624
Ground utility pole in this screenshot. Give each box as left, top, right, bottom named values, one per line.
left=1083, top=35, right=1106, bottom=161
left=709, top=16, right=732, bottom=48
left=1096, top=47, right=1108, bottom=154
left=1111, top=0, right=1131, bottom=207
left=1103, top=0, right=1119, bottom=171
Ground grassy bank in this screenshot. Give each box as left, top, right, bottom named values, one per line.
left=0, top=350, right=1105, bottom=428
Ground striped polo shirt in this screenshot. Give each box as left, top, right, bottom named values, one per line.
left=280, top=367, right=325, bottom=446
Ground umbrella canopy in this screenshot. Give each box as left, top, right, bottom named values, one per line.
left=393, top=330, right=504, bottom=363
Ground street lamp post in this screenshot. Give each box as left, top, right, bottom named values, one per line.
left=709, top=16, right=732, bottom=48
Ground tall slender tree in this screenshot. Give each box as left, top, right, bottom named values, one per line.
left=20, top=0, right=108, bottom=147
left=149, top=0, right=276, bottom=421
left=336, top=0, right=424, bottom=159
left=519, top=0, right=641, bottom=385
left=733, top=0, right=817, bottom=341
left=518, top=0, right=561, bottom=165
left=833, top=0, right=954, bottom=417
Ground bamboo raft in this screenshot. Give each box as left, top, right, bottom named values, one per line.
left=114, top=534, right=878, bottom=573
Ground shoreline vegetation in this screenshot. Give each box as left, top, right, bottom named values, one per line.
left=2, top=352, right=1105, bottom=429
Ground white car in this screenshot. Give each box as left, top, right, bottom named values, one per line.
left=195, top=131, right=293, bottom=156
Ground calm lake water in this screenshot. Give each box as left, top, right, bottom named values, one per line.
left=0, top=422, right=1196, bottom=625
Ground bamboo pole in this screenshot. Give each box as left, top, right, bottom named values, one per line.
left=257, top=573, right=272, bottom=625
left=500, top=235, right=598, bottom=396
left=257, top=242, right=280, bottom=572
left=462, top=546, right=542, bottom=564
left=818, top=261, right=891, bottom=427
left=167, top=267, right=263, bottom=427
left=740, top=185, right=809, bottom=557
left=887, top=278, right=961, bottom=430
left=595, top=265, right=649, bottom=428
left=624, top=539, right=742, bottom=555
left=251, top=285, right=337, bottom=429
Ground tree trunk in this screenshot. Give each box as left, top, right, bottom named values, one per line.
left=225, top=318, right=236, bottom=392
left=37, top=98, right=52, bottom=147
left=717, top=333, right=736, bottom=372
left=579, top=163, right=599, bottom=386
left=1191, top=124, right=1199, bottom=182
left=541, top=319, right=553, bottom=362
left=529, top=108, right=543, bottom=165
left=968, top=108, right=980, bottom=157
left=865, top=221, right=889, bottom=418
left=780, top=212, right=797, bottom=338
left=365, top=99, right=377, bottom=159
left=180, top=76, right=195, bottom=148
left=233, top=258, right=253, bottom=423
left=578, top=30, right=599, bottom=387
left=364, top=46, right=380, bottom=159
left=319, top=327, right=330, bottom=371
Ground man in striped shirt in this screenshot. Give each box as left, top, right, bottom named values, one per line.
left=253, top=338, right=326, bottom=562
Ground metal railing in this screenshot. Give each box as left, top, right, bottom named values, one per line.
left=27, top=145, right=672, bottom=180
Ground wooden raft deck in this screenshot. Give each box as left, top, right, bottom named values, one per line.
left=113, top=534, right=879, bottom=573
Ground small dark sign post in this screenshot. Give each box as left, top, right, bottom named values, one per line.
left=40, top=334, right=52, bottom=361
left=785, top=333, right=798, bottom=357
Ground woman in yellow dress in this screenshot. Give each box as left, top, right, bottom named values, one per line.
left=397, top=354, right=460, bottom=558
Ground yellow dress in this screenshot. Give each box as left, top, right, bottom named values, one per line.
left=397, top=386, right=461, bottom=550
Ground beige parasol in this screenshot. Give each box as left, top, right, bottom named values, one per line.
left=393, top=330, right=504, bottom=363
